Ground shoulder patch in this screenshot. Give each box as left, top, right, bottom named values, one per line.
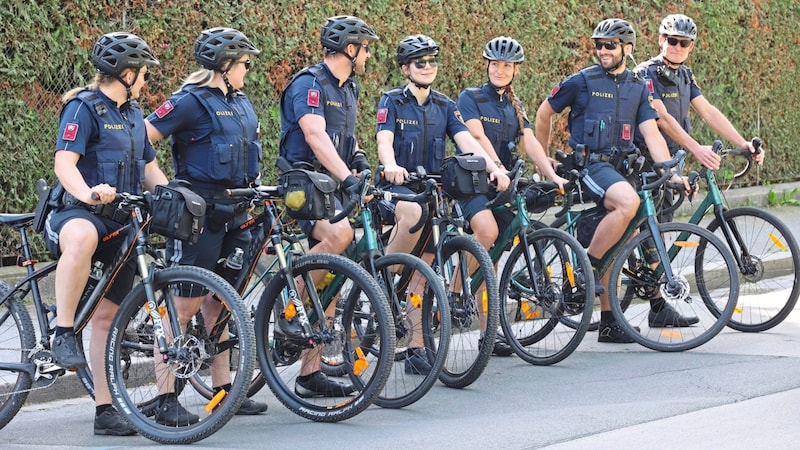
left=62, top=123, right=79, bottom=141
left=645, top=78, right=654, bottom=94
left=550, top=83, right=561, bottom=98
left=307, top=89, right=320, bottom=107
left=154, top=100, right=174, bottom=119
left=376, top=108, right=388, bottom=124
left=454, top=110, right=465, bottom=125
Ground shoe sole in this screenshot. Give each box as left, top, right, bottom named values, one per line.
left=94, top=428, right=137, bottom=436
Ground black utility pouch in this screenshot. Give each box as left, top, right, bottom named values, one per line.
left=440, top=154, right=489, bottom=200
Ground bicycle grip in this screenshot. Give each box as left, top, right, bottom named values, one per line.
left=752, top=137, right=762, bottom=155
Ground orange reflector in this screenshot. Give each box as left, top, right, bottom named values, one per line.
left=660, top=330, right=684, bottom=339
left=482, top=290, right=488, bottom=314
left=521, top=301, right=541, bottom=319
left=206, top=389, right=226, bottom=412
left=410, top=293, right=422, bottom=309
left=285, top=302, right=297, bottom=320
left=674, top=241, right=699, bottom=248
left=769, top=233, right=787, bottom=251
left=353, top=347, right=368, bottom=375
left=565, top=262, right=575, bottom=288
left=158, top=306, right=167, bottom=317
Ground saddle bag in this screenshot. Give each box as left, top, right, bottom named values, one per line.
left=33, top=180, right=64, bottom=233
left=278, top=169, right=336, bottom=220
left=440, top=154, right=489, bottom=200
left=149, top=181, right=206, bottom=243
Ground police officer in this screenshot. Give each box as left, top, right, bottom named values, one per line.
left=45, top=32, right=166, bottom=435
left=457, top=36, right=567, bottom=357
left=278, top=15, right=378, bottom=397
left=146, top=27, right=267, bottom=422
left=634, top=13, right=764, bottom=218
left=377, top=34, right=510, bottom=368
left=535, top=19, right=693, bottom=343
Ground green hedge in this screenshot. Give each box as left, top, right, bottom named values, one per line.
left=2, top=0, right=798, bottom=261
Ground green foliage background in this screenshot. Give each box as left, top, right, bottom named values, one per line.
left=1, top=0, right=798, bottom=260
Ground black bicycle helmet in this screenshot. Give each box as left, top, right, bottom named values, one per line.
left=320, top=15, right=379, bottom=53
left=659, top=14, right=697, bottom=40
left=396, top=34, right=439, bottom=66
left=194, top=27, right=260, bottom=72
left=483, top=36, right=524, bottom=63
left=91, top=32, right=160, bottom=77
left=592, top=18, right=636, bottom=48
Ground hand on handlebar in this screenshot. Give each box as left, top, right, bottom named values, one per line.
left=693, top=144, right=722, bottom=171
left=489, top=169, right=510, bottom=191
left=382, top=164, right=409, bottom=185
left=669, top=173, right=695, bottom=201
left=744, top=138, right=765, bottom=166
left=90, top=184, right=117, bottom=204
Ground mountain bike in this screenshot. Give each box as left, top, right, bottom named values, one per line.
left=0, top=187, right=255, bottom=445
left=226, top=185, right=396, bottom=422
left=553, top=150, right=740, bottom=351
left=333, top=171, right=450, bottom=409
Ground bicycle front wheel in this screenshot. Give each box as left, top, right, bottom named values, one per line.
left=438, top=235, right=498, bottom=389
left=254, top=253, right=394, bottom=422
left=372, top=253, right=450, bottom=409
left=107, top=266, right=255, bottom=444
left=499, top=228, right=593, bottom=365
left=608, top=222, right=738, bottom=352
left=704, top=207, right=800, bottom=332
left=0, top=284, right=35, bottom=431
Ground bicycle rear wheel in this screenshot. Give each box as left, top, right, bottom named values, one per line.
left=499, top=228, right=593, bottom=365
left=0, top=284, right=35, bottom=431
left=704, top=207, right=800, bottom=332
left=437, top=235, right=498, bottom=389
left=107, top=266, right=255, bottom=444
left=608, top=222, right=738, bottom=352
left=254, top=253, right=394, bottom=422
left=371, top=253, right=450, bottom=409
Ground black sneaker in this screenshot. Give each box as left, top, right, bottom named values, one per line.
left=649, top=303, right=699, bottom=327
left=51, top=333, right=87, bottom=370
left=235, top=397, right=269, bottom=415
left=154, top=395, right=200, bottom=426
left=295, top=371, right=355, bottom=398
left=94, top=408, right=137, bottom=436
left=404, top=348, right=433, bottom=375
left=487, top=334, right=514, bottom=357
left=598, top=321, right=639, bottom=343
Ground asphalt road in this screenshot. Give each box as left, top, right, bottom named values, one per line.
left=2, top=189, right=800, bottom=450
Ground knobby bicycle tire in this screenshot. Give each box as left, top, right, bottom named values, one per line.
left=254, top=253, right=395, bottom=422
left=499, top=228, right=593, bottom=365
left=608, top=222, right=738, bottom=352
left=704, top=207, right=800, bottom=332
left=106, top=266, right=255, bottom=444
left=371, top=253, right=450, bottom=409
left=437, top=235, right=498, bottom=389
left=0, top=284, right=36, bottom=431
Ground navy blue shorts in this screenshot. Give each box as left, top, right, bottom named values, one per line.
left=43, top=205, right=137, bottom=305
left=581, top=161, right=630, bottom=209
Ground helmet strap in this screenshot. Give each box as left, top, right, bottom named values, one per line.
left=114, top=72, right=136, bottom=102
left=663, top=55, right=682, bottom=68
left=219, top=61, right=236, bottom=96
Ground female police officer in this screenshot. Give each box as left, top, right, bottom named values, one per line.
left=145, top=27, right=267, bottom=423
left=45, top=32, right=166, bottom=435
left=377, top=35, right=510, bottom=369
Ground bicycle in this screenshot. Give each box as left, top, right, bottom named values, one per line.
left=226, top=184, right=396, bottom=422
left=336, top=171, right=451, bottom=409
left=552, top=150, right=740, bottom=351
left=0, top=188, right=255, bottom=445
left=381, top=168, right=500, bottom=388
left=483, top=161, right=594, bottom=366
left=680, top=139, right=799, bottom=332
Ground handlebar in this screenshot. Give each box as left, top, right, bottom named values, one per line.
left=640, top=149, right=685, bottom=192
left=485, top=160, right=525, bottom=210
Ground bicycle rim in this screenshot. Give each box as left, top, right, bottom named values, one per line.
left=705, top=207, right=800, bottom=332
left=107, top=266, right=255, bottom=444
left=254, top=253, right=395, bottom=422
left=609, top=223, right=738, bottom=352
left=499, top=228, right=593, bottom=365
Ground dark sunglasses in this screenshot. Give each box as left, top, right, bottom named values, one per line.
left=143, top=72, right=151, bottom=82
left=594, top=41, right=620, bottom=51
left=240, top=59, right=252, bottom=70
left=361, top=43, right=371, bottom=52
left=412, top=57, right=438, bottom=69
left=666, top=36, right=693, bottom=48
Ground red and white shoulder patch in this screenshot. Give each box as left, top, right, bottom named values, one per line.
left=307, top=89, right=320, bottom=107
left=154, top=100, right=174, bottom=119
left=62, top=123, right=79, bottom=141
left=376, top=108, right=388, bottom=124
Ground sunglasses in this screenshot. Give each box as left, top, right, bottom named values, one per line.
left=412, top=57, right=438, bottom=69
left=143, top=71, right=151, bottom=82
left=240, top=59, right=252, bottom=70
left=594, top=41, right=621, bottom=51
left=666, top=36, right=693, bottom=48
left=361, top=43, right=371, bottom=52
